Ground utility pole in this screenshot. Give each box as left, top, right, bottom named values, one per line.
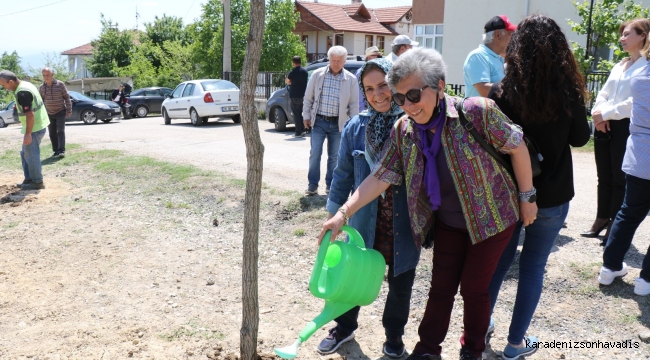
left=223, top=0, right=232, bottom=76
left=585, top=0, right=595, bottom=65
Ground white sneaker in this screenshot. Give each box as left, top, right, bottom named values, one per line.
left=634, top=277, right=650, bottom=296
left=598, top=263, right=628, bottom=285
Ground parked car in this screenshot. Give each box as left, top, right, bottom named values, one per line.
left=127, top=87, right=173, bottom=118
left=266, top=59, right=365, bottom=132
left=162, top=79, right=240, bottom=127
left=0, top=101, right=18, bottom=127
left=67, top=91, right=123, bottom=124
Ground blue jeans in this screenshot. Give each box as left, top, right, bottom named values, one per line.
left=308, top=116, right=341, bottom=188
left=489, top=202, right=570, bottom=345
left=21, top=128, right=46, bottom=183
left=603, top=174, right=650, bottom=281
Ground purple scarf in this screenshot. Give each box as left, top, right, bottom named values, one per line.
left=411, top=97, right=447, bottom=210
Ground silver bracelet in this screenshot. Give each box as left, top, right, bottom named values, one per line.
left=519, top=187, right=537, bottom=201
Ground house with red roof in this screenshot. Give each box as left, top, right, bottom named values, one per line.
left=61, top=43, right=94, bottom=80
left=294, top=0, right=413, bottom=62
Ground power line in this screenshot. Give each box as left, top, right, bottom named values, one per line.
left=0, top=0, right=68, bottom=18
left=184, top=0, right=197, bottom=19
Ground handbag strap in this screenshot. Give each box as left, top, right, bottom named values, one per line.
left=455, top=99, right=515, bottom=177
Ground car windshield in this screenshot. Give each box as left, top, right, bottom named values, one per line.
left=201, top=80, right=238, bottom=91
left=69, top=91, right=94, bottom=101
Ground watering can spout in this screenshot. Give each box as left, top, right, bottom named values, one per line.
left=274, top=300, right=354, bottom=359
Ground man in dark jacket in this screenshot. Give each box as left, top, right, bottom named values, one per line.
left=285, top=56, right=308, bottom=137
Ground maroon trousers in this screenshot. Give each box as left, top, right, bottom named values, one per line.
left=414, top=219, right=515, bottom=358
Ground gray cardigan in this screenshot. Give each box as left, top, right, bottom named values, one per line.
left=302, top=66, right=359, bottom=132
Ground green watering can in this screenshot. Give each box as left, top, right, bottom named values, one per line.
left=274, top=225, right=386, bottom=359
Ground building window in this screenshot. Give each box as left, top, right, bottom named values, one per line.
left=365, top=35, right=373, bottom=49
left=327, top=35, right=333, bottom=50
left=335, top=34, right=344, bottom=47
left=415, top=24, right=443, bottom=53
left=302, top=35, right=309, bottom=52
left=377, top=36, right=385, bottom=53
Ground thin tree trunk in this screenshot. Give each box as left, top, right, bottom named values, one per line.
left=239, top=1, right=265, bottom=360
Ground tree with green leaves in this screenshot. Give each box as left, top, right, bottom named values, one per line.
left=0, top=51, right=27, bottom=106
left=569, top=0, right=650, bottom=73
left=28, top=52, right=75, bottom=83
left=86, top=14, right=136, bottom=77
left=143, top=15, right=187, bottom=46
left=191, top=0, right=305, bottom=78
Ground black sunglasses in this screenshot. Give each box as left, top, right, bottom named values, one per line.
left=392, top=85, right=430, bottom=106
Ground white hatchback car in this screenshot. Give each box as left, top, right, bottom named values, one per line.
left=162, top=79, right=240, bottom=126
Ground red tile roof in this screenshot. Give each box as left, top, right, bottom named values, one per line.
left=61, top=43, right=94, bottom=55
left=372, top=6, right=412, bottom=24
left=297, top=1, right=401, bottom=35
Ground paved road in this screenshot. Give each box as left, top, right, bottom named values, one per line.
left=0, top=115, right=602, bottom=221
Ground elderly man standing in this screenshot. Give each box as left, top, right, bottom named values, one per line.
left=0, top=70, right=49, bottom=190
left=356, top=46, right=383, bottom=113
left=39, top=67, right=72, bottom=158
left=386, top=35, right=418, bottom=64
left=463, top=15, right=516, bottom=97
left=303, top=46, right=359, bottom=196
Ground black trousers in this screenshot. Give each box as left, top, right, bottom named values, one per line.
left=594, top=118, right=630, bottom=219
left=334, top=266, right=416, bottom=337
left=290, top=97, right=305, bottom=136
left=47, top=109, right=67, bottom=153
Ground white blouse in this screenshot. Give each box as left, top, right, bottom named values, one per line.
left=592, top=56, right=649, bottom=120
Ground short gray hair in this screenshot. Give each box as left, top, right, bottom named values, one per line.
left=391, top=44, right=405, bottom=56
left=42, top=67, right=53, bottom=74
left=327, top=45, right=348, bottom=59
left=0, top=70, right=18, bottom=83
left=483, top=29, right=505, bottom=45
left=387, top=47, right=446, bottom=92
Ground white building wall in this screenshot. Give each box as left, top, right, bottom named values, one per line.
left=442, top=0, right=650, bottom=87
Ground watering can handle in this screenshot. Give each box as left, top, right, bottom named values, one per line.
left=309, top=225, right=365, bottom=297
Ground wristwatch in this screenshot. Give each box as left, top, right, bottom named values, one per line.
left=519, top=187, right=537, bottom=203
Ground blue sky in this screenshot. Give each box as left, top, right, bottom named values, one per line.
left=1, top=0, right=411, bottom=72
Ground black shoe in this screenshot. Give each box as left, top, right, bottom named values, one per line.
left=580, top=219, right=609, bottom=237
left=316, top=327, right=354, bottom=355
left=405, top=352, right=441, bottom=360
left=459, top=347, right=481, bottom=360
left=51, top=152, right=58, bottom=158
left=56, top=152, right=65, bottom=158
left=383, top=335, right=405, bottom=358
left=305, top=185, right=318, bottom=196
left=20, top=181, right=45, bottom=190
left=16, top=179, right=32, bottom=187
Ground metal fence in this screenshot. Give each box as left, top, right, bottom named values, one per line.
left=223, top=71, right=287, bottom=100
left=585, top=71, right=609, bottom=113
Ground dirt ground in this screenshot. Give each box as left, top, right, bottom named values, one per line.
left=0, top=119, right=649, bottom=360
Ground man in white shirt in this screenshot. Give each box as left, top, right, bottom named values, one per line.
left=386, top=35, right=418, bottom=63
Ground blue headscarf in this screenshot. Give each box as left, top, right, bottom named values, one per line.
left=358, top=58, right=404, bottom=168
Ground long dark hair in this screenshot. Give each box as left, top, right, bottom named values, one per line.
left=497, top=14, right=586, bottom=124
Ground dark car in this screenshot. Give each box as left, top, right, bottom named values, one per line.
left=266, top=59, right=365, bottom=132
left=66, top=91, right=122, bottom=124
left=127, top=87, right=173, bottom=118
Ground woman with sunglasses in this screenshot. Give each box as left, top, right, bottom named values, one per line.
left=318, top=47, right=536, bottom=360
left=486, top=15, right=591, bottom=360
left=317, top=58, right=418, bottom=358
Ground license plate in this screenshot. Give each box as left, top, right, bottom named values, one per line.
left=222, top=106, right=238, bottom=111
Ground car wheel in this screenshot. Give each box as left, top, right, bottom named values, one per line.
left=0, top=117, right=5, bottom=128
left=190, top=108, right=203, bottom=127
left=163, top=109, right=171, bottom=125
left=81, top=110, right=98, bottom=124
left=232, top=114, right=241, bottom=123
left=101, top=119, right=112, bottom=123
left=135, top=105, right=148, bottom=118
left=273, top=108, right=287, bottom=132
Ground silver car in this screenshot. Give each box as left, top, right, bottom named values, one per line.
left=0, top=101, right=18, bottom=127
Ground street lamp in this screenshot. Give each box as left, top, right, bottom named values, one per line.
left=585, top=0, right=595, bottom=63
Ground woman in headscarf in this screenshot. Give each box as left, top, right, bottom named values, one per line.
left=319, top=48, right=536, bottom=360
left=316, top=58, right=419, bottom=359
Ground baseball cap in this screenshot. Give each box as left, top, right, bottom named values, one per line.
left=484, top=15, right=517, bottom=33
left=365, top=46, right=381, bottom=57
left=391, top=35, right=419, bottom=47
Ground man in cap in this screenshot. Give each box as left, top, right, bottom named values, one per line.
left=356, top=46, right=383, bottom=112
left=463, top=15, right=516, bottom=97
left=386, top=35, right=418, bottom=64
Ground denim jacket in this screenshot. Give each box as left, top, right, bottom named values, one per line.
left=326, top=114, right=421, bottom=276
